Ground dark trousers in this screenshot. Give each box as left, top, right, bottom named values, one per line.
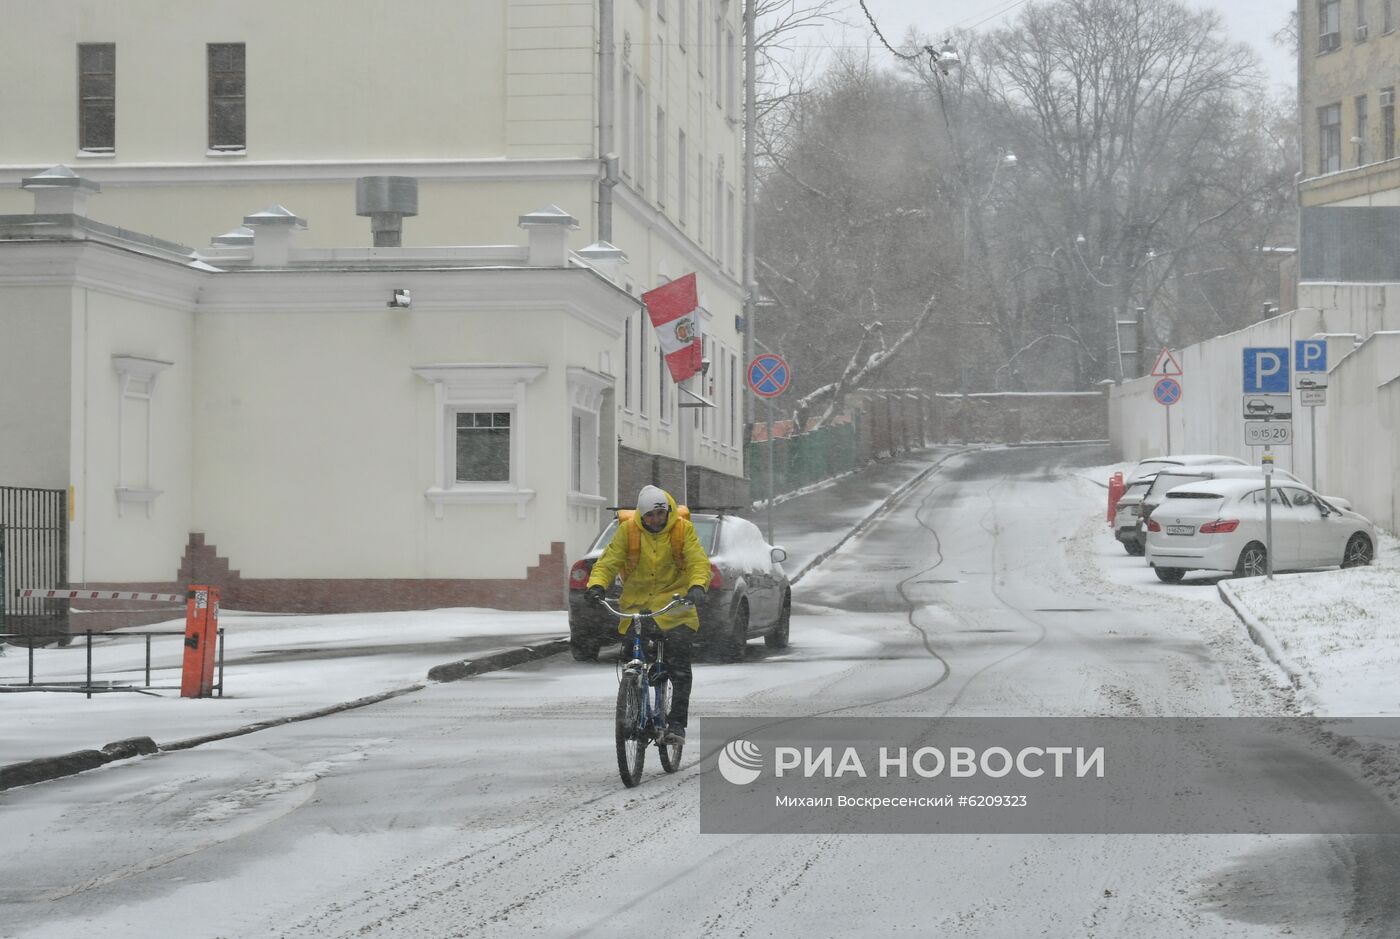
left=660, top=626, right=695, bottom=728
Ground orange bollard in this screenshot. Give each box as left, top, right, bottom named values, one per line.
left=180, top=585, right=220, bottom=698
left=1107, top=472, right=1125, bottom=526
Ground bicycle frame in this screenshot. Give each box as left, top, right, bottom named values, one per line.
left=598, top=594, right=690, bottom=768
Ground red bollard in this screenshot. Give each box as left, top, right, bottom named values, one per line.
left=1107, top=472, right=1125, bottom=526
left=180, top=585, right=220, bottom=698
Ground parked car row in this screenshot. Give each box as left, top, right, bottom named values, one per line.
left=1109, top=454, right=1376, bottom=582
left=567, top=507, right=792, bottom=662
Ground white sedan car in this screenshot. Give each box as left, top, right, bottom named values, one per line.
left=1145, top=477, right=1376, bottom=583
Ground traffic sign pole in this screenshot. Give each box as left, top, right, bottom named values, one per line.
left=765, top=397, right=775, bottom=543
left=747, top=353, right=791, bottom=544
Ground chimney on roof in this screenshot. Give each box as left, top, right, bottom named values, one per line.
left=242, top=205, right=306, bottom=266
left=22, top=165, right=100, bottom=217
left=518, top=204, right=578, bottom=267
left=577, top=240, right=627, bottom=283
left=356, top=176, right=419, bottom=247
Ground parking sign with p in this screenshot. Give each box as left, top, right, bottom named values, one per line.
left=1295, top=339, right=1327, bottom=374
left=1243, top=347, right=1289, bottom=393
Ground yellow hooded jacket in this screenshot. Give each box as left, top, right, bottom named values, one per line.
left=586, top=489, right=712, bottom=632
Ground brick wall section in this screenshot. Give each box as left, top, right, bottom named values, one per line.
left=69, top=535, right=568, bottom=631
left=932, top=392, right=1108, bottom=443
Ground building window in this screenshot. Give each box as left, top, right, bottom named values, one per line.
left=697, top=0, right=706, bottom=75
left=1319, top=102, right=1342, bottom=173
left=455, top=412, right=511, bottom=482
left=714, top=164, right=725, bottom=263
left=112, top=354, right=172, bottom=516
left=1355, top=95, right=1369, bottom=164
left=207, top=43, right=246, bottom=151
left=623, top=315, right=634, bottom=409
left=620, top=65, right=633, bottom=178
left=1385, top=0, right=1395, bottom=32
left=714, top=13, right=724, bottom=101
left=698, top=157, right=707, bottom=245
left=727, top=185, right=737, bottom=271
left=638, top=310, right=649, bottom=417
left=656, top=107, right=667, bottom=207
left=729, top=349, right=738, bottom=445
left=678, top=130, right=688, bottom=224
left=679, top=0, right=688, bottom=49
left=1356, top=0, right=1369, bottom=30
left=1319, top=0, right=1342, bottom=50
left=78, top=43, right=116, bottom=152
left=726, top=29, right=738, bottom=116
left=634, top=81, right=647, bottom=191
left=412, top=364, right=544, bottom=518
left=1383, top=88, right=1395, bottom=159
left=658, top=348, right=670, bottom=419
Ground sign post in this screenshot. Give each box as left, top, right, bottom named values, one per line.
left=1152, top=377, right=1182, bottom=453
left=1295, top=339, right=1329, bottom=489
left=1243, top=348, right=1291, bottom=580
left=747, top=353, right=791, bottom=543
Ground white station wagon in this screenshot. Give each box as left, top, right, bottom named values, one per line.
left=1144, top=477, right=1376, bottom=582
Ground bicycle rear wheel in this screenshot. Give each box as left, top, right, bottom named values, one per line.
left=615, top=671, right=647, bottom=787
left=657, top=677, right=683, bottom=772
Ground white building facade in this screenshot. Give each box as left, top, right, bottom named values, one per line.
left=0, top=0, right=750, bottom=614
left=0, top=0, right=749, bottom=504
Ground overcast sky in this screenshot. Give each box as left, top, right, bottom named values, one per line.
left=820, top=0, right=1295, bottom=93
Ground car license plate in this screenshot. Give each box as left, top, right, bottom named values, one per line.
left=1166, top=524, right=1194, bottom=536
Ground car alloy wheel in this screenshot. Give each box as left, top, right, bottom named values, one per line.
left=1342, top=534, right=1374, bottom=568
left=1234, top=543, right=1267, bottom=578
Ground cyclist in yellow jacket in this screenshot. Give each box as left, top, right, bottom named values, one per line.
left=585, top=485, right=711, bottom=743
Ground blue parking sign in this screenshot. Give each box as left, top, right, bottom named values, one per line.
left=1243, top=347, right=1290, bottom=393
left=1295, top=339, right=1327, bottom=373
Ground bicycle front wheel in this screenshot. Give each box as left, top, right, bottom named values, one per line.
left=657, top=677, right=683, bottom=773
left=615, top=671, right=647, bottom=787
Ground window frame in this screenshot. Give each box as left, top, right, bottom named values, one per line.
left=1319, top=102, right=1342, bottom=173
left=1318, top=0, right=1342, bottom=51
left=413, top=364, right=545, bottom=518
left=207, top=43, right=247, bottom=153
left=112, top=354, right=172, bottom=516
left=78, top=43, right=116, bottom=153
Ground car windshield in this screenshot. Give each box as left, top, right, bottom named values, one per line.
left=589, top=515, right=721, bottom=553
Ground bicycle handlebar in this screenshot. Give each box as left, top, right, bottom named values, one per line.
left=594, top=594, right=693, bottom=620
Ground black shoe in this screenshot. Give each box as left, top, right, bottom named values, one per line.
left=663, top=724, right=686, bottom=744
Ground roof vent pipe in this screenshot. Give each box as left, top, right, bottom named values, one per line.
left=356, top=176, right=419, bottom=247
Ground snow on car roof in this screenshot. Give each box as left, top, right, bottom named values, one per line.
left=1165, top=477, right=1277, bottom=497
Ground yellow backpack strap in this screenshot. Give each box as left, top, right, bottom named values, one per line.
left=670, top=516, right=689, bottom=569
left=622, top=517, right=641, bottom=577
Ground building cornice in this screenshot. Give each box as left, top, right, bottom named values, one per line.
left=0, top=240, right=202, bottom=308
left=0, top=157, right=602, bottom=188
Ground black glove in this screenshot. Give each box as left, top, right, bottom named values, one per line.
left=686, top=586, right=706, bottom=605
left=585, top=585, right=605, bottom=605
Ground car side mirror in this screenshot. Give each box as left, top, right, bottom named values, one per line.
left=770, top=546, right=787, bottom=563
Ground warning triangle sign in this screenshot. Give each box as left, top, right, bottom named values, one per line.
left=1150, top=347, right=1183, bottom=377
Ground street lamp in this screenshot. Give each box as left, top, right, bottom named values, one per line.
left=963, top=150, right=1018, bottom=280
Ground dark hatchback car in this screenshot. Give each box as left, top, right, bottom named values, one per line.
left=567, top=510, right=792, bottom=662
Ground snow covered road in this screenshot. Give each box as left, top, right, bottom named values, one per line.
left=3, top=445, right=1398, bottom=938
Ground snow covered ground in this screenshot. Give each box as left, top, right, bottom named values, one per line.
left=4, top=451, right=1398, bottom=777
left=5, top=446, right=1400, bottom=939
left=1072, top=460, right=1400, bottom=717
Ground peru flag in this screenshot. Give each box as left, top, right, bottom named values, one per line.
left=642, top=273, right=704, bottom=383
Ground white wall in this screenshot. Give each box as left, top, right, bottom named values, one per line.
left=0, top=280, right=73, bottom=488
left=1111, top=287, right=1400, bottom=534
left=1324, top=332, right=1400, bottom=532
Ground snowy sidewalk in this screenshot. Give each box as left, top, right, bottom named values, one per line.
left=1, top=448, right=955, bottom=778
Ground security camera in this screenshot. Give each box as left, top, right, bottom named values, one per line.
left=388, top=289, right=411, bottom=309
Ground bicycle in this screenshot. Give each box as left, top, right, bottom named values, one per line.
left=596, top=594, right=692, bottom=787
